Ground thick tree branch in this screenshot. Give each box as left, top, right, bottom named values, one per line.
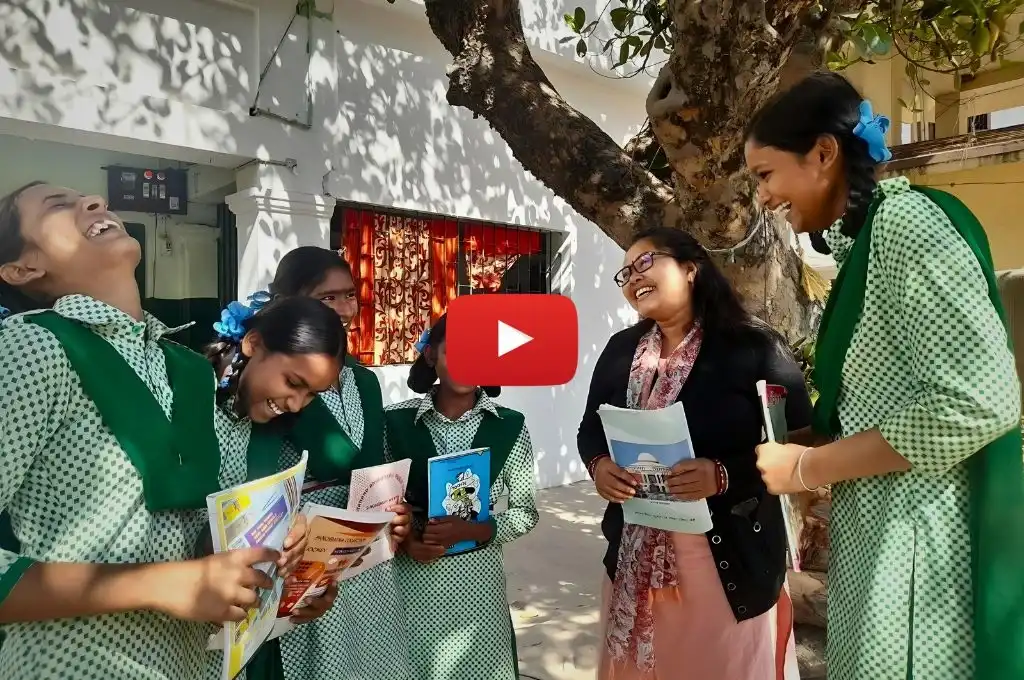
left=423, top=0, right=683, bottom=248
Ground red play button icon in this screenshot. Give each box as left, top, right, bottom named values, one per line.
left=446, top=294, right=578, bottom=387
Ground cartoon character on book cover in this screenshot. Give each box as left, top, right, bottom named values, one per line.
left=441, top=469, right=482, bottom=521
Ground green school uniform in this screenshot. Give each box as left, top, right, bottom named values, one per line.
left=276, top=360, right=414, bottom=680
left=815, top=177, right=1021, bottom=680
left=386, top=390, right=538, bottom=680
left=0, top=295, right=248, bottom=680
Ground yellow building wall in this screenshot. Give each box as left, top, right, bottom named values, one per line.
left=904, top=162, right=1024, bottom=270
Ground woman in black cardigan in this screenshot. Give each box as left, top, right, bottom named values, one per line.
left=578, top=227, right=811, bottom=680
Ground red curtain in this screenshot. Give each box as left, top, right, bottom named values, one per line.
left=342, top=208, right=543, bottom=365
left=462, top=222, right=542, bottom=292
left=342, top=208, right=450, bottom=365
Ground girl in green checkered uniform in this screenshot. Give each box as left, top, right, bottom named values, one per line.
left=745, top=72, right=1023, bottom=680
left=251, top=246, right=415, bottom=680
left=388, top=314, right=538, bottom=680
left=0, top=182, right=330, bottom=680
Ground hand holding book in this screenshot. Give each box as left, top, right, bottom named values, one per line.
left=422, top=515, right=493, bottom=548
left=280, top=513, right=309, bottom=580
left=592, top=456, right=638, bottom=503
left=665, top=458, right=718, bottom=501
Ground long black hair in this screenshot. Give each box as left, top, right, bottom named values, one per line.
left=407, top=314, right=501, bottom=398
left=745, top=71, right=878, bottom=250
left=630, top=227, right=755, bottom=339
left=0, top=181, right=48, bottom=315
left=203, top=295, right=345, bottom=404
left=270, top=246, right=352, bottom=297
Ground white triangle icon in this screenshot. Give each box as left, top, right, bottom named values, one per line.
left=497, top=320, right=533, bottom=357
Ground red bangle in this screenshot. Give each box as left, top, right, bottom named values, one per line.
left=713, top=460, right=729, bottom=495
left=587, top=454, right=610, bottom=479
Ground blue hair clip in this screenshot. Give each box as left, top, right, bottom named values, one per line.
left=0, top=305, right=9, bottom=321
left=213, top=290, right=272, bottom=342
left=853, top=100, right=893, bottom=163
left=414, top=327, right=431, bottom=354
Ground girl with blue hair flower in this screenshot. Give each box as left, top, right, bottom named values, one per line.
left=201, top=292, right=348, bottom=680
left=745, top=71, right=1022, bottom=680
left=232, top=246, right=414, bottom=680
left=0, top=182, right=309, bottom=680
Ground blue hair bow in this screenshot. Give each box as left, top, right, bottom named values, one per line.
left=213, top=290, right=273, bottom=342
left=414, top=327, right=431, bottom=354
left=853, top=100, right=892, bottom=163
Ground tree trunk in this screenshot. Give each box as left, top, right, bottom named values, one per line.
left=422, top=0, right=828, bottom=339
left=420, top=0, right=834, bottom=642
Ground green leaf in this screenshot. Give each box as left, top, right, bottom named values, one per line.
left=653, top=34, right=666, bottom=50
left=610, top=7, right=631, bottom=32
left=574, top=7, right=586, bottom=31
left=639, top=39, right=654, bottom=58
left=576, top=39, right=588, bottom=57
left=617, top=41, right=630, bottom=67
left=563, top=12, right=577, bottom=31
left=970, top=23, right=992, bottom=55
left=559, top=36, right=577, bottom=45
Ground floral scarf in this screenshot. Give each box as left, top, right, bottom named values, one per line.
left=605, top=322, right=703, bottom=671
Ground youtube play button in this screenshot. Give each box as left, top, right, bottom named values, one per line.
left=446, top=294, right=578, bottom=387
left=497, top=321, right=532, bottom=357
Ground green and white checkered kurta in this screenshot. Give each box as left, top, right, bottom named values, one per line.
left=387, top=392, right=538, bottom=680
left=823, top=177, right=1020, bottom=680
left=278, top=367, right=414, bottom=680
left=0, top=295, right=249, bottom=680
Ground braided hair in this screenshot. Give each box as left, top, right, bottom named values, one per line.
left=203, top=295, right=345, bottom=407
left=745, top=71, right=880, bottom=252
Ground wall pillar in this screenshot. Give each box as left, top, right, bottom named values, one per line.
left=225, top=188, right=336, bottom=298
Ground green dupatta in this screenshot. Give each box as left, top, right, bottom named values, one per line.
left=26, top=311, right=221, bottom=511
left=288, top=356, right=386, bottom=484
left=813, top=186, right=1024, bottom=678
left=384, top=400, right=524, bottom=514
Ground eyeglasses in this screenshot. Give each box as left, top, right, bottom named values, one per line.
left=614, top=251, right=671, bottom=287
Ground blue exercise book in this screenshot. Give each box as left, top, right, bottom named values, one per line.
left=427, top=447, right=491, bottom=555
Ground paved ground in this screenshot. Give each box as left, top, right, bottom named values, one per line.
left=503, top=482, right=827, bottom=680
left=504, top=482, right=604, bottom=680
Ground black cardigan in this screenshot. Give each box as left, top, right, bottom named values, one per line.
left=577, top=321, right=812, bottom=622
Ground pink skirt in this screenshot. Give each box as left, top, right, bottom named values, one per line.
left=598, top=533, right=796, bottom=680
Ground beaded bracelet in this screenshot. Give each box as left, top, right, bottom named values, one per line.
left=587, top=453, right=610, bottom=479
left=713, top=460, right=729, bottom=495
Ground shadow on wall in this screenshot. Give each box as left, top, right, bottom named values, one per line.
left=0, top=0, right=643, bottom=490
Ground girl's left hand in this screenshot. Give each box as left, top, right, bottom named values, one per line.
left=422, top=517, right=489, bottom=548
left=289, top=582, right=339, bottom=624
left=666, top=458, right=718, bottom=500
left=755, top=442, right=807, bottom=494
left=386, top=501, right=413, bottom=546
left=279, top=513, right=309, bottom=579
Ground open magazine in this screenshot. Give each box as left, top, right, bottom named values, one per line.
left=342, top=458, right=411, bottom=579
left=205, top=451, right=308, bottom=680
left=597, top=403, right=713, bottom=534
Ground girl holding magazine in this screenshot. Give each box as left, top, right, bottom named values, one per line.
left=0, top=182, right=311, bottom=680
left=577, top=226, right=811, bottom=680
left=747, top=71, right=1022, bottom=680
left=253, top=246, right=414, bottom=680
left=200, top=292, right=353, bottom=680
left=388, top=313, right=538, bottom=680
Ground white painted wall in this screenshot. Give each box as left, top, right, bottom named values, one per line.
left=0, top=133, right=229, bottom=299
left=0, top=0, right=646, bottom=488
